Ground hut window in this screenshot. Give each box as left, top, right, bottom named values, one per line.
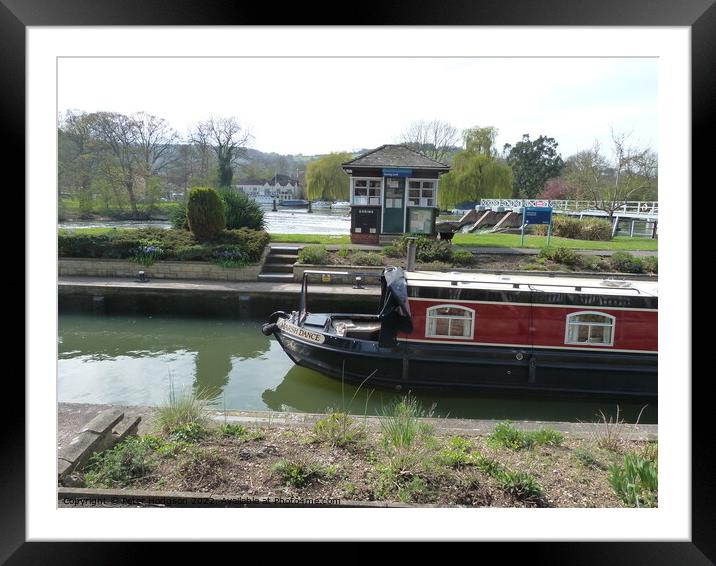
left=565, top=312, right=615, bottom=346
left=352, top=178, right=382, bottom=205
left=426, top=305, right=475, bottom=339
left=408, top=180, right=436, bottom=207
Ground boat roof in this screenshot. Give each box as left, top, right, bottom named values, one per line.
left=404, top=270, right=658, bottom=298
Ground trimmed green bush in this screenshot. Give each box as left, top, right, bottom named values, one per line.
left=351, top=251, right=384, bottom=266
left=451, top=250, right=476, bottom=267
left=538, top=246, right=581, bottom=267
left=58, top=227, right=269, bottom=265
left=298, top=245, right=329, bottom=265
left=187, top=187, right=226, bottom=242
left=218, top=188, right=266, bottom=231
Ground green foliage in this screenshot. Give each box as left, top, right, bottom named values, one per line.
left=383, top=244, right=403, bottom=258
left=272, top=458, right=332, bottom=488
left=379, top=395, right=426, bottom=453
left=129, top=240, right=164, bottom=266
left=538, top=246, right=581, bottom=267
left=487, top=421, right=564, bottom=450
left=155, top=384, right=211, bottom=436
left=504, top=134, right=564, bottom=198
left=438, top=126, right=513, bottom=209
left=337, top=245, right=350, bottom=258
left=641, top=256, right=658, bottom=274
left=83, top=436, right=159, bottom=488
left=210, top=246, right=250, bottom=268
left=435, top=436, right=474, bottom=468
left=168, top=422, right=209, bottom=443
left=217, top=423, right=248, bottom=438
left=350, top=251, right=384, bottom=266
left=297, top=245, right=329, bottom=265
left=169, top=203, right=189, bottom=230
left=451, top=250, right=476, bottom=267
left=187, top=186, right=226, bottom=242
left=608, top=452, right=658, bottom=507
left=392, top=234, right=454, bottom=263
left=218, top=188, right=266, bottom=230
left=313, top=412, right=365, bottom=448
left=58, top=227, right=269, bottom=264
left=609, top=251, right=645, bottom=274
left=534, top=216, right=612, bottom=241
left=305, top=152, right=352, bottom=201
left=494, top=469, right=544, bottom=501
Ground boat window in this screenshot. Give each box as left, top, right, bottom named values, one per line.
left=565, top=312, right=615, bottom=346
left=426, top=305, right=474, bottom=339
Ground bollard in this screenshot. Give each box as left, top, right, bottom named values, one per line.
left=272, top=199, right=277, bottom=212
left=406, top=238, right=417, bottom=271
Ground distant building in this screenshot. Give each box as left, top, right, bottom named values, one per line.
left=236, top=174, right=304, bottom=203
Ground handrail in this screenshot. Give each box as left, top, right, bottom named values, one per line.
left=299, top=270, right=383, bottom=322
left=407, top=274, right=645, bottom=294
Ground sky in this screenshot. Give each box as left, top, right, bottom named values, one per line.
left=58, top=57, right=657, bottom=159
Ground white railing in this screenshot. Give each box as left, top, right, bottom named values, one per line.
left=478, top=199, right=658, bottom=218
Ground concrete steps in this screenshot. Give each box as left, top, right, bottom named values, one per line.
left=258, top=245, right=302, bottom=282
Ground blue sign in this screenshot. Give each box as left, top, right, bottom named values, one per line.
left=524, top=206, right=553, bottom=225
left=382, top=168, right=412, bottom=177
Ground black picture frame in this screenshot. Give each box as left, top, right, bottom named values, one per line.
left=7, top=0, right=708, bottom=560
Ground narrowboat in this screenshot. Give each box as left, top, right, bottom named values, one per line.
left=278, top=199, right=310, bottom=207
left=261, top=267, right=657, bottom=399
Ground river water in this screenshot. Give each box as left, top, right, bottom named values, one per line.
left=58, top=313, right=656, bottom=423
left=59, top=207, right=351, bottom=235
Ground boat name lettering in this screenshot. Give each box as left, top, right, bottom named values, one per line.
left=277, top=318, right=326, bottom=344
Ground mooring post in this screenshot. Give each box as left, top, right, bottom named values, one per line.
left=272, top=199, right=277, bottom=212
left=407, top=237, right=417, bottom=271
left=307, top=200, right=313, bottom=213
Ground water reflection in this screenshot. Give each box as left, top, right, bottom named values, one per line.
left=58, top=313, right=656, bottom=422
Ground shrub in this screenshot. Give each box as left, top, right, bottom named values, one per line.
left=351, top=251, right=384, bottom=266
left=641, top=256, right=658, bottom=274
left=215, top=228, right=270, bottom=262
left=211, top=246, right=250, bottom=268
left=383, top=244, right=403, bottom=258
left=580, top=218, right=612, bottom=241
left=609, top=251, right=644, bottom=273
left=168, top=422, right=209, bottom=443
left=337, top=245, right=350, bottom=258
left=298, top=245, right=329, bottom=265
left=608, top=452, right=658, bottom=507
left=169, top=202, right=188, bottom=230
left=538, top=246, right=581, bottom=267
left=392, top=234, right=453, bottom=263
left=534, top=216, right=612, bottom=241
left=451, top=250, right=476, bottom=267
left=187, top=187, right=226, bottom=242
left=218, top=188, right=266, bottom=231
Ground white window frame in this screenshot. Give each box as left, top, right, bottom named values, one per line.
left=407, top=178, right=437, bottom=207
left=425, top=304, right=475, bottom=340
left=564, top=311, right=615, bottom=346
left=351, top=177, right=383, bottom=206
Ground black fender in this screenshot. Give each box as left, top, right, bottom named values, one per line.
left=262, top=311, right=288, bottom=336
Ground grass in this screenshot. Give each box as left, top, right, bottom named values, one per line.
left=270, top=233, right=350, bottom=244
left=155, top=382, right=214, bottom=436
left=313, top=411, right=366, bottom=448
left=452, top=233, right=657, bottom=251
left=487, top=421, right=565, bottom=450
left=272, top=458, right=334, bottom=488
left=585, top=405, right=647, bottom=453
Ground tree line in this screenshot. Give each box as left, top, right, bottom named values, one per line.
left=59, top=110, right=658, bottom=220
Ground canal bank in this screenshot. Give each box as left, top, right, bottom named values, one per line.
left=57, top=402, right=658, bottom=508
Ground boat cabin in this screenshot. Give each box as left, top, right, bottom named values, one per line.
left=341, top=145, right=451, bottom=245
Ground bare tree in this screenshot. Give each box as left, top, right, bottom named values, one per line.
left=564, top=130, right=657, bottom=220
left=192, top=117, right=252, bottom=188
left=400, top=119, right=460, bottom=163
left=134, top=112, right=178, bottom=177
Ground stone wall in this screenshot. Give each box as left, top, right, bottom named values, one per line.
left=59, top=254, right=266, bottom=282
left=293, top=263, right=384, bottom=284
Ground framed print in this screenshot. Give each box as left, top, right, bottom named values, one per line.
left=6, top=0, right=710, bottom=560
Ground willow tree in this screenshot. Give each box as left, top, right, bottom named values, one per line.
left=438, top=126, right=513, bottom=209
left=305, top=152, right=352, bottom=201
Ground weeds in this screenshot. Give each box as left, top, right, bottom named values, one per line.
left=83, top=436, right=159, bottom=488
left=494, top=469, right=544, bottom=501
left=156, top=380, right=213, bottom=436
left=573, top=446, right=605, bottom=470
left=272, top=458, right=333, bottom=488
left=217, top=423, right=247, bottom=438
left=586, top=406, right=647, bottom=452
left=313, top=411, right=366, bottom=448
left=608, top=452, right=658, bottom=507
left=487, top=421, right=564, bottom=450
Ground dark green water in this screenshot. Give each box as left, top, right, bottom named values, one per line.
left=58, top=313, right=657, bottom=423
